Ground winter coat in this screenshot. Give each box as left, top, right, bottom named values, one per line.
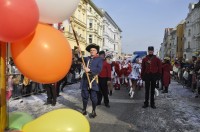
left=80, top=56, right=103, bottom=91
left=162, top=63, right=172, bottom=87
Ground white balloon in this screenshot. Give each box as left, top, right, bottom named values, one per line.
left=36, top=0, right=80, bottom=24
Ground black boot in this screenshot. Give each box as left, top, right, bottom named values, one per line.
left=44, top=99, right=52, bottom=105
left=162, top=87, right=168, bottom=93
left=82, top=109, right=87, bottom=115
left=142, top=102, right=149, bottom=108
left=90, top=110, right=97, bottom=118
left=105, top=103, right=110, bottom=108
left=151, top=105, right=156, bottom=109
left=109, top=90, right=112, bottom=96
left=165, top=86, right=168, bottom=93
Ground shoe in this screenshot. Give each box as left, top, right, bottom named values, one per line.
left=97, top=102, right=101, bottom=106
left=142, top=105, right=148, bottom=108
left=151, top=105, right=156, bottom=109
left=82, top=110, right=87, bottom=115
left=162, top=90, right=168, bottom=93
left=51, top=103, right=56, bottom=106
left=89, top=111, right=97, bottom=118
left=109, top=90, right=112, bottom=96
left=105, top=104, right=110, bottom=108
left=61, top=87, right=64, bottom=92
left=130, top=91, right=134, bottom=98
left=44, top=102, right=51, bottom=105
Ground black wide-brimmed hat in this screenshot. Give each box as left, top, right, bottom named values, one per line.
left=148, top=46, right=154, bottom=51
left=86, top=43, right=100, bottom=53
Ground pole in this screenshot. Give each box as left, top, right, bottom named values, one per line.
left=0, top=41, right=7, bottom=132
left=70, top=19, right=92, bottom=89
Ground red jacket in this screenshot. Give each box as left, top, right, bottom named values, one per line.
left=99, top=60, right=111, bottom=79
left=141, top=55, right=162, bottom=77
left=162, top=63, right=172, bottom=87
left=124, top=63, right=132, bottom=76
left=114, top=62, right=121, bottom=77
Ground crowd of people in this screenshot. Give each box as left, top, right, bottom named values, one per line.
left=172, top=55, right=200, bottom=98
left=7, top=43, right=200, bottom=118
left=6, top=57, right=82, bottom=103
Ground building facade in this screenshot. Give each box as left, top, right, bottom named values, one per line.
left=86, top=0, right=103, bottom=55
left=59, top=0, right=122, bottom=57
left=162, top=28, right=173, bottom=59
left=184, top=1, right=200, bottom=60
left=170, top=28, right=177, bottom=60
left=176, top=21, right=185, bottom=60
left=62, top=0, right=87, bottom=55
left=100, top=9, right=122, bottom=59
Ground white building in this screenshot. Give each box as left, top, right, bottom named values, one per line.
left=159, top=43, right=165, bottom=59
left=100, top=9, right=122, bottom=59
left=184, top=2, right=200, bottom=59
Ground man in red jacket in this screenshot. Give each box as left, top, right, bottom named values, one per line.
left=141, top=46, right=162, bottom=109
left=97, top=51, right=112, bottom=108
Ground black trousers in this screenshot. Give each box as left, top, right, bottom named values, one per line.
left=144, top=78, right=156, bottom=106
left=97, top=77, right=109, bottom=105
left=43, top=84, right=57, bottom=104
left=81, top=89, right=97, bottom=111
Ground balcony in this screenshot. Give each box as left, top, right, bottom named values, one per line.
left=64, top=32, right=86, bottom=43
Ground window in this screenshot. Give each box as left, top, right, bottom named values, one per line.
left=188, top=41, right=190, bottom=48
left=89, top=19, right=93, bottom=28
left=103, top=38, right=105, bottom=46
left=89, top=35, right=92, bottom=43
left=103, top=25, right=105, bottom=31
left=188, top=29, right=191, bottom=36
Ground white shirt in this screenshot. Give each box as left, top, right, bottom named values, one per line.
left=128, top=63, right=141, bottom=79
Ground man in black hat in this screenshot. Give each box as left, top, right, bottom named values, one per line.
left=80, top=43, right=103, bottom=118
left=141, top=46, right=162, bottom=109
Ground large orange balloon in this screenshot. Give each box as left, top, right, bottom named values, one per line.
left=11, top=24, right=72, bottom=84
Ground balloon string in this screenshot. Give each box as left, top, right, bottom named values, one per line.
left=70, top=19, right=92, bottom=89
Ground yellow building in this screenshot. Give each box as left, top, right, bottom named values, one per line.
left=63, top=0, right=103, bottom=56
left=86, top=0, right=103, bottom=55
left=176, top=21, right=185, bottom=60
left=63, top=0, right=87, bottom=55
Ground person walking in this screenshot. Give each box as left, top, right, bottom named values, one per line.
left=80, top=43, right=103, bottom=118
left=43, top=83, right=57, bottom=106
left=162, top=57, right=172, bottom=93
left=141, top=46, right=162, bottom=109
left=128, top=58, right=140, bottom=98
left=97, top=51, right=112, bottom=108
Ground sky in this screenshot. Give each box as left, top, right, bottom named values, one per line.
left=92, top=0, right=199, bottom=54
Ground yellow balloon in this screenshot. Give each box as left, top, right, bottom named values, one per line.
left=22, top=109, right=90, bottom=132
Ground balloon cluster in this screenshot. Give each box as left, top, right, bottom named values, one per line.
left=9, top=109, right=90, bottom=132
left=0, top=0, right=80, bottom=83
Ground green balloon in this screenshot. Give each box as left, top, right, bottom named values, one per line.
left=9, top=112, right=34, bottom=130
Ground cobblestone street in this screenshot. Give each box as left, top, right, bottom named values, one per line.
left=8, top=80, right=200, bottom=132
